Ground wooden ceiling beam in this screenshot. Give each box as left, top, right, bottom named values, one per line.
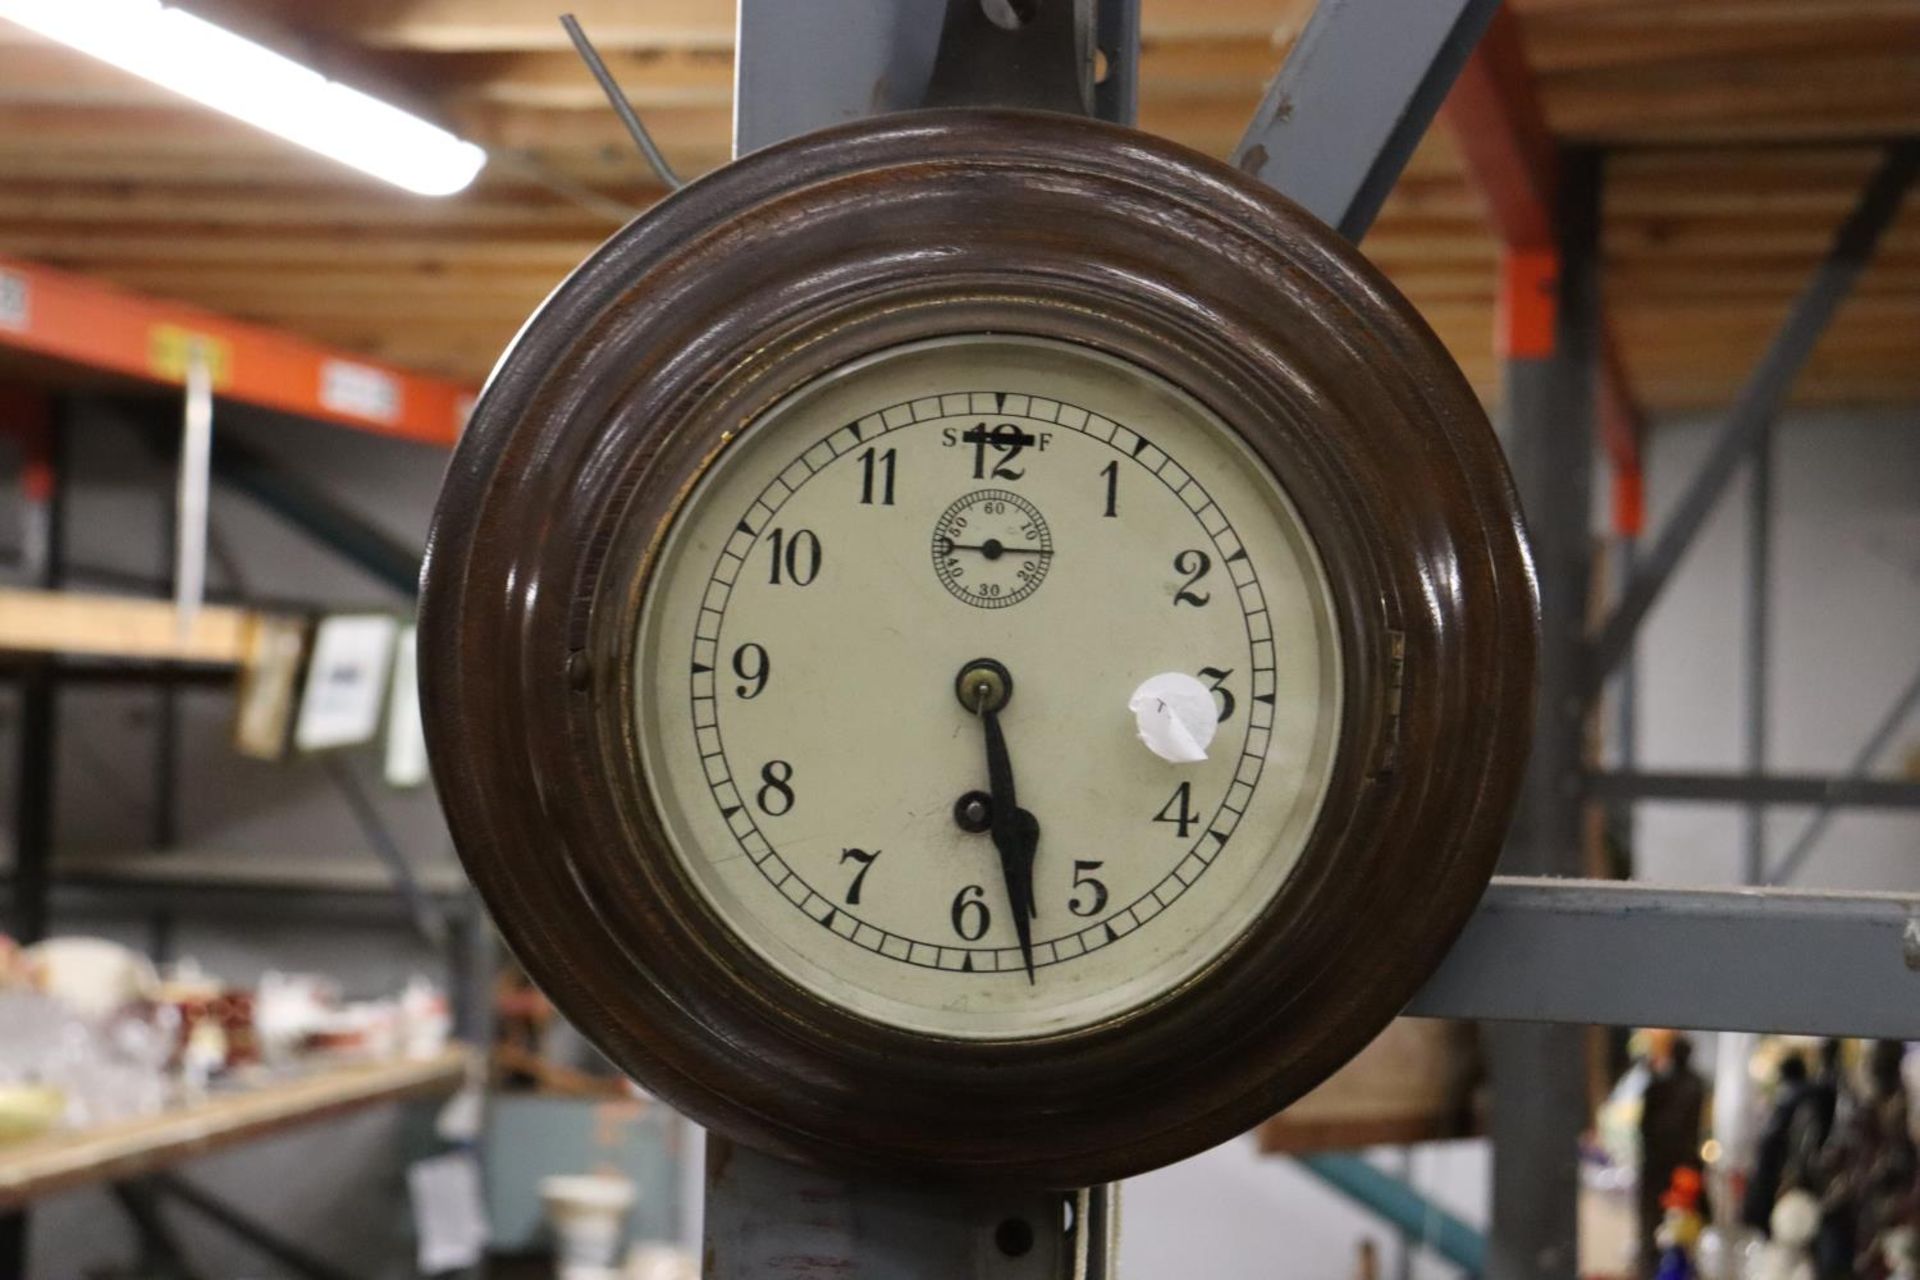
left=0, top=180, right=662, bottom=231
left=402, top=36, right=1291, bottom=113
left=0, top=232, right=595, bottom=269
left=1510, top=0, right=1920, bottom=16
left=306, top=0, right=1315, bottom=52
left=408, top=46, right=735, bottom=110
left=1522, top=12, right=1920, bottom=75
left=1542, top=53, right=1920, bottom=140
left=318, top=0, right=738, bottom=52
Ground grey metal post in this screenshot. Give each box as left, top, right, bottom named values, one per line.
left=1483, top=147, right=1603, bottom=1280
left=9, top=395, right=65, bottom=948
left=1612, top=535, right=1638, bottom=864
left=1231, top=0, right=1501, bottom=241
left=150, top=415, right=181, bottom=966
left=703, top=1139, right=1068, bottom=1280
left=1, top=393, right=62, bottom=1280
left=1745, top=427, right=1772, bottom=884
left=733, top=0, right=956, bottom=157
left=447, top=896, right=498, bottom=1050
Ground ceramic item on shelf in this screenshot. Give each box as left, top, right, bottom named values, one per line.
left=625, top=1243, right=698, bottom=1280
left=541, top=1173, right=636, bottom=1280
left=1751, top=1189, right=1819, bottom=1280
left=23, top=936, right=159, bottom=1021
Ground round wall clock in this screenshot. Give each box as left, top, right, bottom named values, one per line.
left=420, top=109, right=1535, bottom=1188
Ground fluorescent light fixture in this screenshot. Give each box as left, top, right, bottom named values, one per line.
left=0, top=0, right=487, bottom=196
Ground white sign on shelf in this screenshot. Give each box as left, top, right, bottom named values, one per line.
left=408, top=1150, right=490, bottom=1274
left=384, top=624, right=430, bottom=787
left=294, top=613, right=399, bottom=752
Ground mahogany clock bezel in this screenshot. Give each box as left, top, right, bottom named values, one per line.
left=419, top=109, right=1536, bottom=1189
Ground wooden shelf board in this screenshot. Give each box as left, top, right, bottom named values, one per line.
left=40, top=851, right=471, bottom=897
left=0, top=587, right=284, bottom=665
left=0, top=1046, right=472, bottom=1209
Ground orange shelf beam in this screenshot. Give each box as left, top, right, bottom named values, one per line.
left=1443, top=7, right=1645, bottom=536
left=0, top=254, right=473, bottom=448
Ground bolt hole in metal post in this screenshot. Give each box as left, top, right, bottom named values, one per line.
left=995, top=1216, right=1037, bottom=1257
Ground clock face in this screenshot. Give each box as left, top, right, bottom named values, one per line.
left=635, top=335, right=1342, bottom=1039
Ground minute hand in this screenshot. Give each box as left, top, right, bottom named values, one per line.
left=978, top=702, right=1040, bottom=983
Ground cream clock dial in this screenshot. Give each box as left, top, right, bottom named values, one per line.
left=637, top=335, right=1342, bottom=1038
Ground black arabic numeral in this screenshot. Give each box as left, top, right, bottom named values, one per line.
left=1068, top=860, right=1109, bottom=918
left=1173, top=548, right=1212, bottom=607
left=732, top=643, right=770, bottom=699
left=839, top=848, right=880, bottom=904
left=965, top=421, right=1029, bottom=480
left=1198, top=665, right=1235, bottom=723
left=951, top=884, right=991, bottom=941
left=755, top=759, right=795, bottom=816
left=1099, top=460, right=1119, bottom=517
left=989, top=423, right=1028, bottom=479
left=1154, top=781, right=1197, bottom=839
left=857, top=446, right=896, bottom=506
left=766, top=527, right=822, bottom=586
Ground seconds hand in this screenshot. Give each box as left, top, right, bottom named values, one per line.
left=959, top=661, right=1041, bottom=984
left=936, top=537, right=1052, bottom=560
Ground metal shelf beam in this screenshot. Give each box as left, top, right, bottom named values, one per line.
left=0, top=255, right=472, bottom=447
left=1589, top=770, right=1920, bottom=809
left=1231, top=0, right=1501, bottom=242
left=1410, top=877, right=1920, bottom=1040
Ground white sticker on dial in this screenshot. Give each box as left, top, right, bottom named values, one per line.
left=1128, top=671, right=1219, bottom=764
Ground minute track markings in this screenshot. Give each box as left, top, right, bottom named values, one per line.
left=687, top=390, right=1279, bottom=973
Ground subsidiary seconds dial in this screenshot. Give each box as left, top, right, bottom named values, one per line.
left=931, top=489, right=1054, bottom=608
left=637, top=335, right=1342, bottom=1040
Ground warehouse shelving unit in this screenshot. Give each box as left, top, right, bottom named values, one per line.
left=0, top=259, right=493, bottom=1278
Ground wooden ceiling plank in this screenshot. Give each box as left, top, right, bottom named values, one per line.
left=1542, top=52, right=1920, bottom=141
left=0, top=181, right=659, bottom=231
left=1523, top=12, right=1920, bottom=75
left=316, top=0, right=738, bottom=53
left=0, top=232, right=595, bottom=269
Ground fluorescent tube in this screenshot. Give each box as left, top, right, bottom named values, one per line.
left=0, top=0, right=487, bottom=196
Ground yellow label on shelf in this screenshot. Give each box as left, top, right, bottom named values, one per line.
left=148, top=325, right=234, bottom=387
